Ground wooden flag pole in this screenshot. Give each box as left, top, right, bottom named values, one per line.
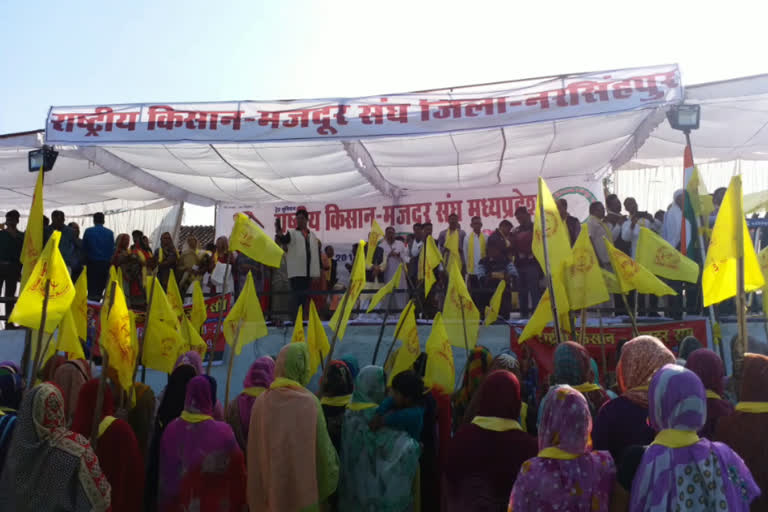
left=458, top=295, right=472, bottom=386
left=537, top=179, right=564, bottom=344
left=318, top=289, right=352, bottom=399
left=371, top=293, right=393, bottom=365
left=207, top=261, right=231, bottom=375
left=381, top=300, right=415, bottom=374
left=224, top=317, right=244, bottom=406
left=734, top=176, right=748, bottom=389
left=134, top=273, right=157, bottom=389
left=579, top=308, right=587, bottom=344
left=28, top=279, right=51, bottom=389
left=403, top=269, right=427, bottom=318
left=621, top=293, right=640, bottom=337
left=90, top=282, right=116, bottom=447
left=598, top=306, right=608, bottom=383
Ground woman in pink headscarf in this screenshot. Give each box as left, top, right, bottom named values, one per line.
left=158, top=375, right=247, bottom=511
left=174, top=351, right=225, bottom=420
left=509, top=385, right=616, bottom=511
left=226, top=356, right=275, bottom=451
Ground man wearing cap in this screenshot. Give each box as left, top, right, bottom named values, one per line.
left=275, top=208, right=321, bottom=317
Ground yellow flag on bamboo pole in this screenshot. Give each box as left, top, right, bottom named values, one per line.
left=418, top=236, right=442, bottom=298
left=442, top=258, right=480, bottom=349
left=367, top=264, right=402, bottom=313
left=601, top=269, right=622, bottom=294
left=424, top=312, right=455, bottom=394
left=687, top=166, right=715, bottom=219
left=142, top=278, right=184, bottom=373
left=604, top=238, right=676, bottom=297
left=190, top=280, right=206, bottom=332
left=291, top=305, right=305, bottom=343
left=366, top=220, right=385, bottom=266
left=102, top=281, right=137, bottom=390
left=329, top=241, right=366, bottom=341
left=147, top=277, right=179, bottom=329
left=20, top=166, right=44, bottom=288
left=484, top=280, right=506, bottom=326
left=223, top=272, right=267, bottom=355
left=702, top=175, right=764, bottom=307
left=306, top=300, right=330, bottom=374
left=57, top=309, right=85, bottom=360
left=565, top=229, right=610, bottom=310
left=518, top=278, right=571, bottom=342
left=758, top=247, right=768, bottom=317
left=532, top=177, right=572, bottom=279
left=636, top=227, right=699, bottom=284
left=72, top=270, right=88, bottom=341
left=388, top=300, right=420, bottom=384
left=166, top=272, right=184, bottom=319
left=230, top=212, right=285, bottom=268
left=10, top=231, right=75, bottom=333
left=181, top=314, right=207, bottom=360
left=444, top=230, right=461, bottom=270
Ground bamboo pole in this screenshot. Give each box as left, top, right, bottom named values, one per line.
left=537, top=179, right=563, bottom=344
left=90, top=282, right=116, bottom=447
left=28, top=279, right=51, bottom=389
left=458, top=295, right=472, bottom=386
left=206, top=261, right=231, bottom=374
left=224, top=318, right=244, bottom=406
left=598, top=306, right=608, bottom=383
left=579, top=308, right=587, bottom=344
left=318, top=288, right=353, bottom=399
left=132, top=273, right=157, bottom=394
left=381, top=300, right=415, bottom=372
left=621, top=293, right=640, bottom=337
left=734, top=177, right=748, bottom=388
left=371, top=293, right=393, bottom=365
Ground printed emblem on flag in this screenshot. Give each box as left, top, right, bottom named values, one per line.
left=571, top=246, right=595, bottom=273
left=654, top=247, right=681, bottom=271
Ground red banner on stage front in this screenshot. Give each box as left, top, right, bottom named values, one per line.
left=87, top=293, right=233, bottom=355
left=509, top=318, right=707, bottom=380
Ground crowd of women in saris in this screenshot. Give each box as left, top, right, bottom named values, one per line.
left=0, top=335, right=766, bottom=511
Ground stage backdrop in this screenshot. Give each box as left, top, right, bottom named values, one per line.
left=216, top=177, right=603, bottom=246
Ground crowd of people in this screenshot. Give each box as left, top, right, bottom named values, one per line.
left=0, top=331, right=765, bottom=511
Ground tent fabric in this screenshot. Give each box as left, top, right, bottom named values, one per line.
left=7, top=65, right=683, bottom=209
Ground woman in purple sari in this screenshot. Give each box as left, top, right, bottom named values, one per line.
left=226, top=356, right=275, bottom=451
left=629, top=364, right=759, bottom=511
left=685, top=348, right=734, bottom=438
left=509, top=385, right=615, bottom=511
left=158, top=375, right=247, bottom=511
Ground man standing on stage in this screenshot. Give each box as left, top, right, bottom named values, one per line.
left=409, top=223, right=424, bottom=281
left=557, top=198, right=581, bottom=246
left=510, top=207, right=541, bottom=318
left=587, top=201, right=612, bottom=269
left=463, top=216, right=487, bottom=300
left=437, top=213, right=466, bottom=271
left=0, top=210, right=23, bottom=319
left=605, top=194, right=630, bottom=254
left=381, top=226, right=409, bottom=310
left=275, top=208, right=321, bottom=317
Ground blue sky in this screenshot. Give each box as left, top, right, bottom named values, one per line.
left=2, top=0, right=767, bottom=134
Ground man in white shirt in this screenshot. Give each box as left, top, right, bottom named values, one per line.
left=381, top=226, right=410, bottom=310
left=437, top=213, right=466, bottom=271
left=620, top=197, right=654, bottom=258
left=661, top=190, right=696, bottom=319
left=408, top=223, right=424, bottom=281
left=463, top=216, right=487, bottom=294
left=275, top=208, right=321, bottom=317
left=587, top=201, right=612, bottom=269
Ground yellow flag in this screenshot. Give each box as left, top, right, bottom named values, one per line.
left=604, top=237, right=676, bottom=297
left=703, top=175, right=764, bottom=307
left=329, top=241, right=366, bottom=341
left=484, top=280, right=506, bottom=326
left=424, top=312, right=455, bottom=394
left=181, top=314, right=207, bottom=360
left=444, top=230, right=461, bottom=270
left=367, top=264, right=402, bottom=313
left=291, top=305, right=305, bottom=342
left=636, top=227, right=699, bottom=284
left=72, top=269, right=88, bottom=341
left=10, top=231, right=75, bottom=333
left=230, top=212, right=285, bottom=268
left=366, top=219, right=385, bottom=266
left=758, top=247, right=768, bottom=317
left=142, top=314, right=184, bottom=374
left=147, top=277, right=179, bottom=329
left=601, top=269, right=622, bottom=294
left=388, top=301, right=420, bottom=384
left=223, top=272, right=268, bottom=355
left=190, top=280, right=206, bottom=332
left=57, top=309, right=85, bottom=360
left=102, top=281, right=137, bottom=390
left=565, top=229, right=610, bottom=310
left=166, top=271, right=184, bottom=319
left=687, top=166, right=715, bottom=219
left=20, top=166, right=44, bottom=288
left=442, top=259, right=480, bottom=349
left=306, top=300, right=330, bottom=374
left=518, top=278, right=571, bottom=342
left=532, top=177, right=572, bottom=279
left=418, top=236, right=443, bottom=298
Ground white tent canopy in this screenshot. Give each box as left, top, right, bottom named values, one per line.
left=0, top=64, right=683, bottom=214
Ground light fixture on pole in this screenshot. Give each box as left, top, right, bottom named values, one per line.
left=667, top=103, right=701, bottom=139
left=28, top=145, right=58, bottom=173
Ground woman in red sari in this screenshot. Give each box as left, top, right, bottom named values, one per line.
left=158, top=375, right=247, bottom=511
left=71, top=379, right=144, bottom=512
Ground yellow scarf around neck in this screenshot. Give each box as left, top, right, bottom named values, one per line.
left=471, top=416, right=523, bottom=432
left=652, top=429, right=699, bottom=448
left=97, top=416, right=117, bottom=438
left=320, top=394, right=352, bottom=407
left=735, top=402, right=768, bottom=413
left=468, top=232, right=486, bottom=274
left=573, top=383, right=602, bottom=393
left=180, top=411, right=213, bottom=423
left=537, top=446, right=580, bottom=460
